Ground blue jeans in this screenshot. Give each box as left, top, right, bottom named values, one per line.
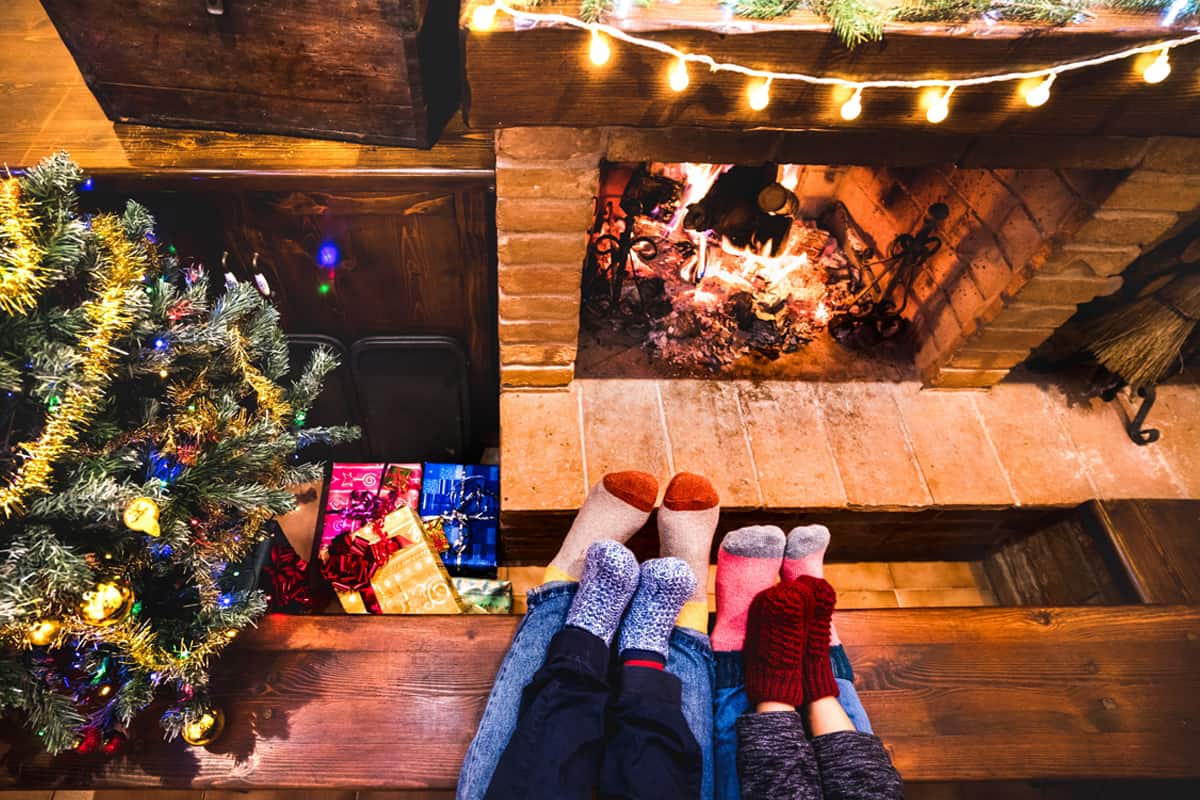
left=458, top=582, right=716, bottom=800
left=712, top=647, right=873, bottom=800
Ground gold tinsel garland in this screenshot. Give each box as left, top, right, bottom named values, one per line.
left=0, top=214, right=150, bottom=516
left=0, top=178, right=49, bottom=315
left=227, top=328, right=293, bottom=423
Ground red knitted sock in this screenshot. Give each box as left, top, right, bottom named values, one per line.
left=796, top=575, right=839, bottom=702
left=742, top=579, right=813, bottom=708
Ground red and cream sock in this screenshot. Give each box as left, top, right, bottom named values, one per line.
left=781, top=524, right=840, bottom=646
left=544, top=471, right=658, bottom=584
left=710, top=525, right=785, bottom=651
left=657, top=473, right=720, bottom=634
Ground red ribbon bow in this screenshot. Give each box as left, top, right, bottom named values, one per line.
left=321, top=528, right=411, bottom=613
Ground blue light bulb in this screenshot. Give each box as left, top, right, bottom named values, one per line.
left=318, top=242, right=340, bottom=268
left=80, top=177, right=94, bottom=192
left=153, top=338, right=168, bottom=351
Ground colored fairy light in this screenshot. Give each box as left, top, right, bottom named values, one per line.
left=153, top=337, right=168, bottom=351
left=318, top=242, right=340, bottom=267
left=318, top=282, right=332, bottom=295
left=218, top=594, right=234, bottom=609
left=79, top=177, right=94, bottom=192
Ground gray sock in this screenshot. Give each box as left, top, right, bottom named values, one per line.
left=617, top=557, right=696, bottom=659
left=565, top=540, right=640, bottom=646
left=722, top=525, right=786, bottom=558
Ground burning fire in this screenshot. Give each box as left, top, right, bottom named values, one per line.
left=585, top=160, right=858, bottom=370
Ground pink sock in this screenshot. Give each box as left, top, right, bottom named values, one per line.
left=710, top=526, right=785, bottom=652
left=781, top=525, right=841, bottom=646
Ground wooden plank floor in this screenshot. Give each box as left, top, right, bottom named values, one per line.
left=2, top=607, right=1197, bottom=789
left=0, top=0, right=494, bottom=177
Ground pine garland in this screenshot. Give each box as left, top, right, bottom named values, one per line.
left=522, top=0, right=1200, bottom=47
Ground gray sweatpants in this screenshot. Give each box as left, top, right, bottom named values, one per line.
left=736, top=712, right=904, bottom=800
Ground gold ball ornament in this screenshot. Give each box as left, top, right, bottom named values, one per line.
left=182, top=707, right=225, bottom=747
left=80, top=581, right=134, bottom=626
left=27, top=619, right=61, bottom=646
left=123, top=496, right=161, bottom=537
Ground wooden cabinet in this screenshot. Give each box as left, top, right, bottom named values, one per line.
left=39, top=0, right=462, bottom=147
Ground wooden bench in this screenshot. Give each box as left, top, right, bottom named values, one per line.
left=2, top=605, right=1197, bottom=789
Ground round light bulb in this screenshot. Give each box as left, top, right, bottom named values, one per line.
left=927, top=89, right=952, bottom=124
left=589, top=28, right=611, bottom=66
left=748, top=78, right=771, bottom=111
left=669, top=57, right=689, bottom=92
left=1025, top=75, right=1054, bottom=107
left=471, top=3, right=497, bottom=31
left=840, top=88, right=863, bottom=121
left=1144, top=49, right=1171, bottom=84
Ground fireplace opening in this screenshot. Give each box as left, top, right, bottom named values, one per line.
left=574, top=160, right=1109, bottom=382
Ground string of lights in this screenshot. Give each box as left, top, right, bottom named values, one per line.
left=469, top=1, right=1200, bottom=123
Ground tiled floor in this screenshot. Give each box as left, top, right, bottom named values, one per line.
left=499, top=559, right=997, bottom=614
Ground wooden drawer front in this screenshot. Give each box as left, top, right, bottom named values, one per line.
left=40, top=0, right=460, bottom=146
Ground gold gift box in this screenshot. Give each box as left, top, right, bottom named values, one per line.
left=333, top=506, right=467, bottom=615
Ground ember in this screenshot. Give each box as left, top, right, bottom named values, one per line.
left=583, top=162, right=867, bottom=372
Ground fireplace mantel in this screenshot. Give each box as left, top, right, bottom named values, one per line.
left=464, top=1, right=1200, bottom=137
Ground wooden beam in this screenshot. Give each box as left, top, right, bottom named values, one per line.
left=2, top=606, right=1198, bottom=788
left=465, top=1, right=1200, bottom=136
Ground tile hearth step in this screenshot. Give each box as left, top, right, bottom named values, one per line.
left=6, top=607, right=1197, bottom=789
left=500, top=378, right=1197, bottom=562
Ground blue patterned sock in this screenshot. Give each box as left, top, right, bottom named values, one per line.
left=564, top=540, right=640, bottom=646
left=617, top=557, right=696, bottom=660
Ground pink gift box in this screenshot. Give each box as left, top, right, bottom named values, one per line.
left=318, top=463, right=423, bottom=560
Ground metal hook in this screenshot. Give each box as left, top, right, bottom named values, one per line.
left=206, top=0, right=225, bottom=16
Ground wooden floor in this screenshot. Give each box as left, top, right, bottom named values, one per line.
left=0, top=0, right=494, bottom=176
left=3, top=607, right=1198, bottom=790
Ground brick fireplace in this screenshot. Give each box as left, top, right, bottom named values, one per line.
left=497, top=127, right=1198, bottom=389
left=492, top=126, right=1199, bottom=546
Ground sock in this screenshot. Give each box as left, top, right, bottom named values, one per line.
left=657, top=473, right=719, bottom=631
left=710, top=526, right=785, bottom=652
left=742, top=578, right=813, bottom=708
left=564, top=540, right=640, bottom=646
left=545, top=471, right=658, bottom=583
left=617, top=557, right=696, bottom=661
left=781, top=524, right=840, bottom=646
left=796, top=575, right=839, bottom=703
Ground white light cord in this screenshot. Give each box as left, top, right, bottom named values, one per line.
left=483, top=1, right=1200, bottom=91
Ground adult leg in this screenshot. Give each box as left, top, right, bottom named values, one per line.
left=602, top=558, right=703, bottom=800
left=484, top=542, right=639, bottom=800
left=459, top=474, right=656, bottom=800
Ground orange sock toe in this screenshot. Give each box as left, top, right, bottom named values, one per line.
left=663, top=472, right=719, bottom=511
left=603, top=471, right=659, bottom=513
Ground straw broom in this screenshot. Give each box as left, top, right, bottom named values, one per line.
left=1083, top=269, right=1200, bottom=390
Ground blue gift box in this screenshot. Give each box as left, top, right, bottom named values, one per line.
left=419, top=463, right=500, bottom=577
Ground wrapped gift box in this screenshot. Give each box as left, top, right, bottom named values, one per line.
left=318, top=463, right=422, bottom=561
left=453, top=578, right=513, bottom=614
left=319, top=506, right=466, bottom=615
left=419, top=463, right=500, bottom=578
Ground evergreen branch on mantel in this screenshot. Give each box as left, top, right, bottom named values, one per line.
left=509, top=0, right=1198, bottom=47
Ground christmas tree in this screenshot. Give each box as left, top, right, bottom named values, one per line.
left=0, top=154, right=354, bottom=754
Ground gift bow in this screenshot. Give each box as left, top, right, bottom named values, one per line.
left=267, top=542, right=324, bottom=612
left=322, top=528, right=412, bottom=614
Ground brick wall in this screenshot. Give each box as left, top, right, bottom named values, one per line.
left=494, top=127, right=1200, bottom=390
